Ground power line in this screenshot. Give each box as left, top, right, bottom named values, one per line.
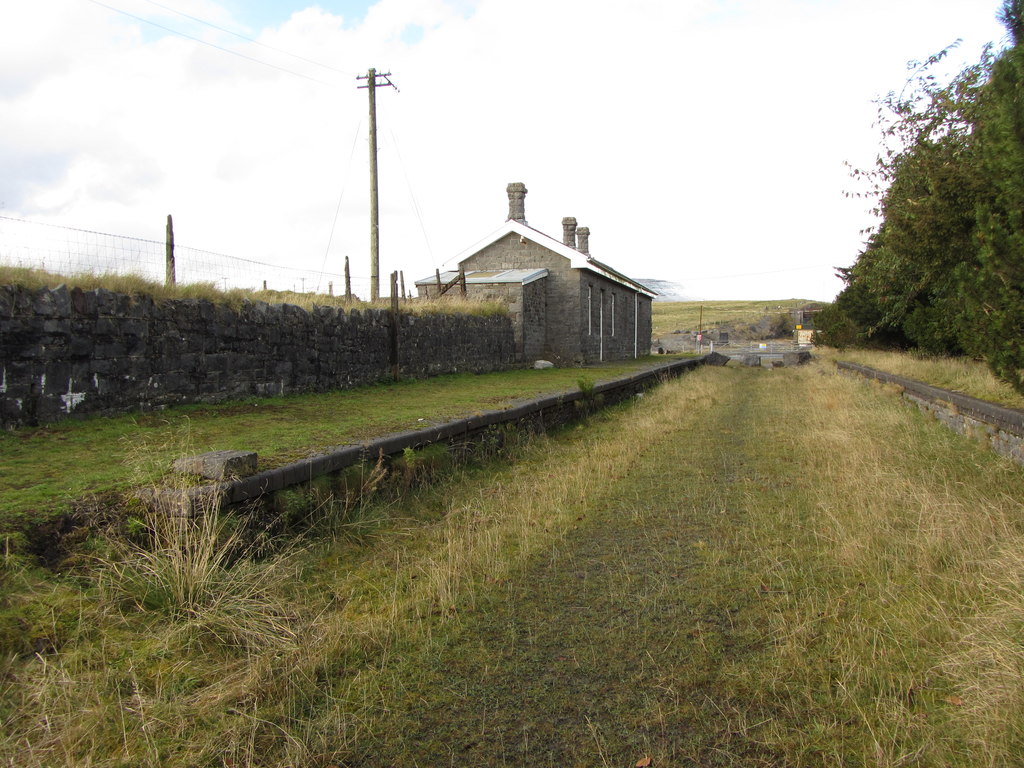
left=317, top=120, right=363, bottom=293
left=389, top=128, right=434, bottom=265
left=135, top=0, right=348, bottom=74
left=81, top=0, right=335, bottom=86
left=687, top=263, right=838, bottom=281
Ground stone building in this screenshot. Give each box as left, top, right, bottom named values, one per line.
left=416, top=183, right=656, bottom=365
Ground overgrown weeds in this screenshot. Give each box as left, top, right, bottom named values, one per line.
left=98, top=500, right=298, bottom=653
left=5, top=361, right=1024, bottom=765
left=0, top=382, right=654, bottom=765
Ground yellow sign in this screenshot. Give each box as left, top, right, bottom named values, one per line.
left=796, top=324, right=803, bottom=330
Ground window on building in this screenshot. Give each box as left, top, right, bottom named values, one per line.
left=588, top=285, right=592, bottom=335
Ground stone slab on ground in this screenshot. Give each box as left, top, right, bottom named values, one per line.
left=172, top=450, right=257, bottom=480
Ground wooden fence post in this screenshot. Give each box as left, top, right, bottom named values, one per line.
left=390, top=271, right=400, bottom=381
left=400, top=271, right=406, bottom=302
left=165, top=214, right=175, bottom=287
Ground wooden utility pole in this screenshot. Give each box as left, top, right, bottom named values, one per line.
left=356, top=68, right=398, bottom=301
left=165, top=214, right=175, bottom=287
left=344, top=255, right=352, bottom=300
left=389, top=271, right=400, bottom=380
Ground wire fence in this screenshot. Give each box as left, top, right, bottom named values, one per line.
left=0, top=215, right=370, bottom=298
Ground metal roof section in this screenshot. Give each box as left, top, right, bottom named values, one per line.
left=415, top=267, right=549, bottom=286
left=445, top=220, right=657, bottom=297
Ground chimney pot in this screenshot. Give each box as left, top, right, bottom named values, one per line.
left=506, top=182, right=527, bottom=223
left=562, top=217, right=577, bottom=248
left=577, top=226, right=590, bottom=255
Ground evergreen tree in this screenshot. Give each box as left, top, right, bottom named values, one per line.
left=816, top=257, right=910, bottom=349
left=865, top=133, right=981, bottom=355
left=971, top=0, right=1024, bottom=391
left=831, top=45, right=989, bottom=355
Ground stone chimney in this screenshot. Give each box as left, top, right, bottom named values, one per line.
left=562, top=217, right=577, bottom=248
left=577, top=226, right=590, bottom=255
left=506, top=182, right=527, bottom=223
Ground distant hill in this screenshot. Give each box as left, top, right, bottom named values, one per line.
left=651, top=298, right=813, bottom=339
left=638, top=279, right=691, bottom=302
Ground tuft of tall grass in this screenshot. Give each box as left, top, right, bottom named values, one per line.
left=98, top=495, right=298, bottom=652
left=96, top=426, right=300, bottom=653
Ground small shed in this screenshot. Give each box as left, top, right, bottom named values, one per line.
left=416, top=183, right=656, bottom=365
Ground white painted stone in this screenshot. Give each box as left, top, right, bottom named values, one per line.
left=61, top=390, right=86, bottom=412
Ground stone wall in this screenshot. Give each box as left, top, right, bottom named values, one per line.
left=579, top=274, right=652, bottom=363
left=0, top=285, right=516, bottom=428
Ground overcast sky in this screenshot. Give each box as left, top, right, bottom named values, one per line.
left=0, top=0, right=1009, bottom=300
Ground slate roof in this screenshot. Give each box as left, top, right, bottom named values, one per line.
left=446, top=219, right=657, bottom=298
left=414, top=268, right=549, bottom=287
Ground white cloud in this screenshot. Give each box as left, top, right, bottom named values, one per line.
left=0, top=0, right=1008, bottom=299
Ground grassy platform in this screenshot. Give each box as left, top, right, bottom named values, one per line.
left=0, top=357, right=680, bottom=526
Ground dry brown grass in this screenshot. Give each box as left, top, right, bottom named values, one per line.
left=819, top=346, right=1024, bottom=409
left=702, top=362, right=1024, bottom=765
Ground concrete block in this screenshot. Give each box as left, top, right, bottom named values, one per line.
left=172, top=450, right=258, bottom=480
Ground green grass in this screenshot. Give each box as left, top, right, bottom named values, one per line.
left=652, top=298, right=813, bottom=338
left=6, top=361, right=1024, bottom=765
left=0, top=358, right=670, bottom=527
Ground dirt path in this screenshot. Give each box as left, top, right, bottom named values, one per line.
left=357, top=368, right=785, bottom=766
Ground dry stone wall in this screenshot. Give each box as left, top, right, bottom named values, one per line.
left=0, top=285, right=516, bottom=428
